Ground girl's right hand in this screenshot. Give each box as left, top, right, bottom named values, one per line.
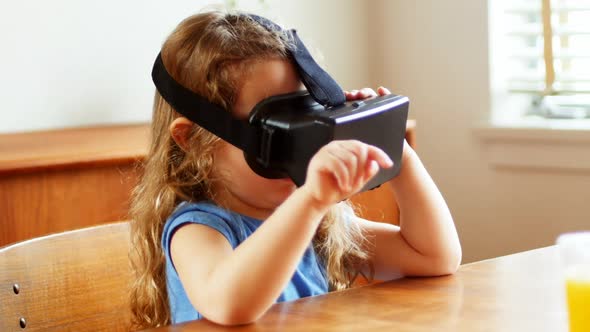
left=301, top=140, right=394, bottom=208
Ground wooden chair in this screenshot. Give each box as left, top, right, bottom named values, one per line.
left=0, top=221, right=131, bottom=332
left=350, top=182, right=400, bottom=225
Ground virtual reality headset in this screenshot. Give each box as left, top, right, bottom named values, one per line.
left=151, top=14, right=409, bottom=191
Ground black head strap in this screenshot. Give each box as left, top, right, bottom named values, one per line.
left=151, top=54, right=260, bottom=153
left=247, top=14, right=346, bottom=107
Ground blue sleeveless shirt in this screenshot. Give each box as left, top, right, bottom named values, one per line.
left=161, top=201, right=329, bottom=324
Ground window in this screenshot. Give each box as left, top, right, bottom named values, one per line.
left=490, top=0, right=590, bottom=120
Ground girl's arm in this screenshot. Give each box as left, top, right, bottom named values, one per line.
left=171, top=189, right=327, bottom=325
left=171, top=141, right=393, bottom=325
left=357, top=140, right=462, bottom=279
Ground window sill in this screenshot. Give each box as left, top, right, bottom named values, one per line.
left=473, top=118, right=590, bottom=171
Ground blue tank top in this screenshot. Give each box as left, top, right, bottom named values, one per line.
left=161, top=201, right=329, bottom=324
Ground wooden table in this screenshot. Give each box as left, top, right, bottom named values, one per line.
left=142, top=246, right=568, bottom=332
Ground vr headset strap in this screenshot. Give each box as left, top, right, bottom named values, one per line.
left=290, top=30, right=345, bottom=107
left=247, top=14, right=346, bottom=107
left=151, top=54, right=260, bottom=154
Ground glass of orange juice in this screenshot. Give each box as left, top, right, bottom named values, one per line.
left=557, top=232, right=590, bottom=332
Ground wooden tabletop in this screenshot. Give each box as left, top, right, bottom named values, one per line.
left=142, top=246, right=567, bottom=332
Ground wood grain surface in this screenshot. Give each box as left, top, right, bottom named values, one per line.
left=141, top=246, right=567, bottom=332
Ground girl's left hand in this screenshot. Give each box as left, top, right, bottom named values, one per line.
left=344, top=86, right=391, bottom=101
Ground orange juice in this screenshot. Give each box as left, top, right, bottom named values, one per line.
left=565, top=278, right=590, bottom=332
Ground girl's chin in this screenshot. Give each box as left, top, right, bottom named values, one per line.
left=271, top=179, right=297, bottom=197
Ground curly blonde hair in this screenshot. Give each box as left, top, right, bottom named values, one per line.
left=129, top=10, right=372, bottom=330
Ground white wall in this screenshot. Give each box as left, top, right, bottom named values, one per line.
left=370, top=0, right=590, bottom=263
left=0, top=0, right=370, bottom=133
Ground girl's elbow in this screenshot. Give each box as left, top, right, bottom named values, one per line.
left=420, top=247, right=462, bottom=276
left=192, top=288, right=268, bottom=325
left=450, top=243, right=463, bottom=272
left=444, top=255, right=462, bottom=275
left=437, top=247, right=462, bottom=275
left=203, top=303, right=265, bottom=326
left=207, top=313, right=259, bottom=326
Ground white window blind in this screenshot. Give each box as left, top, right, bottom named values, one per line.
left=502, top=0, right=590, bottom=117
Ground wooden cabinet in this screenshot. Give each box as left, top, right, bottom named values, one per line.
left=0, top=122, right=415, bottom=247
left=0, top=125, right=147, bottom=247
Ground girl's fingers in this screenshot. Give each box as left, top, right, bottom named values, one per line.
left=345, top=87, right=391, bottom=100
left=359, top=88, right=377, bottom=98
left=336, top=141, right=362, bottom=173
left=377, top=86, right=391, bottom=96
left=335, top=141, right=392, bottom=192
left=366, top=145, right=394, bottom=169
left=328, top=146, right=360, bottom=191
left=344, top=88, right=378, bottom=101
left=344, top=91, right=354, bottom=101
left=364, top=160, right=380, bottom=181
left=308, top=141, right=395, bottom=202
left=339, top=141, right=368, bottom=189
left=347, top=90, right=360, bottom=101
left=345, top=90, right=361, bottom=100
left=326, top=149, right=351, bottom=191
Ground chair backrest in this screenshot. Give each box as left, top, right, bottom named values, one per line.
left=350, top=181, right=400, bottom=225
left=0, top=221, right=131, bottom=332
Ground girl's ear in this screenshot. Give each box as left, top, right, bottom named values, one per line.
left=169, top=117, right=194, bottom=152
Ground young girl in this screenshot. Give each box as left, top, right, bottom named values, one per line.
left=129, top=10, right=461, bottom=329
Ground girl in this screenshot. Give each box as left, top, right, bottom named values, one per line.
left=129, top=10, right=461, bottom=329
